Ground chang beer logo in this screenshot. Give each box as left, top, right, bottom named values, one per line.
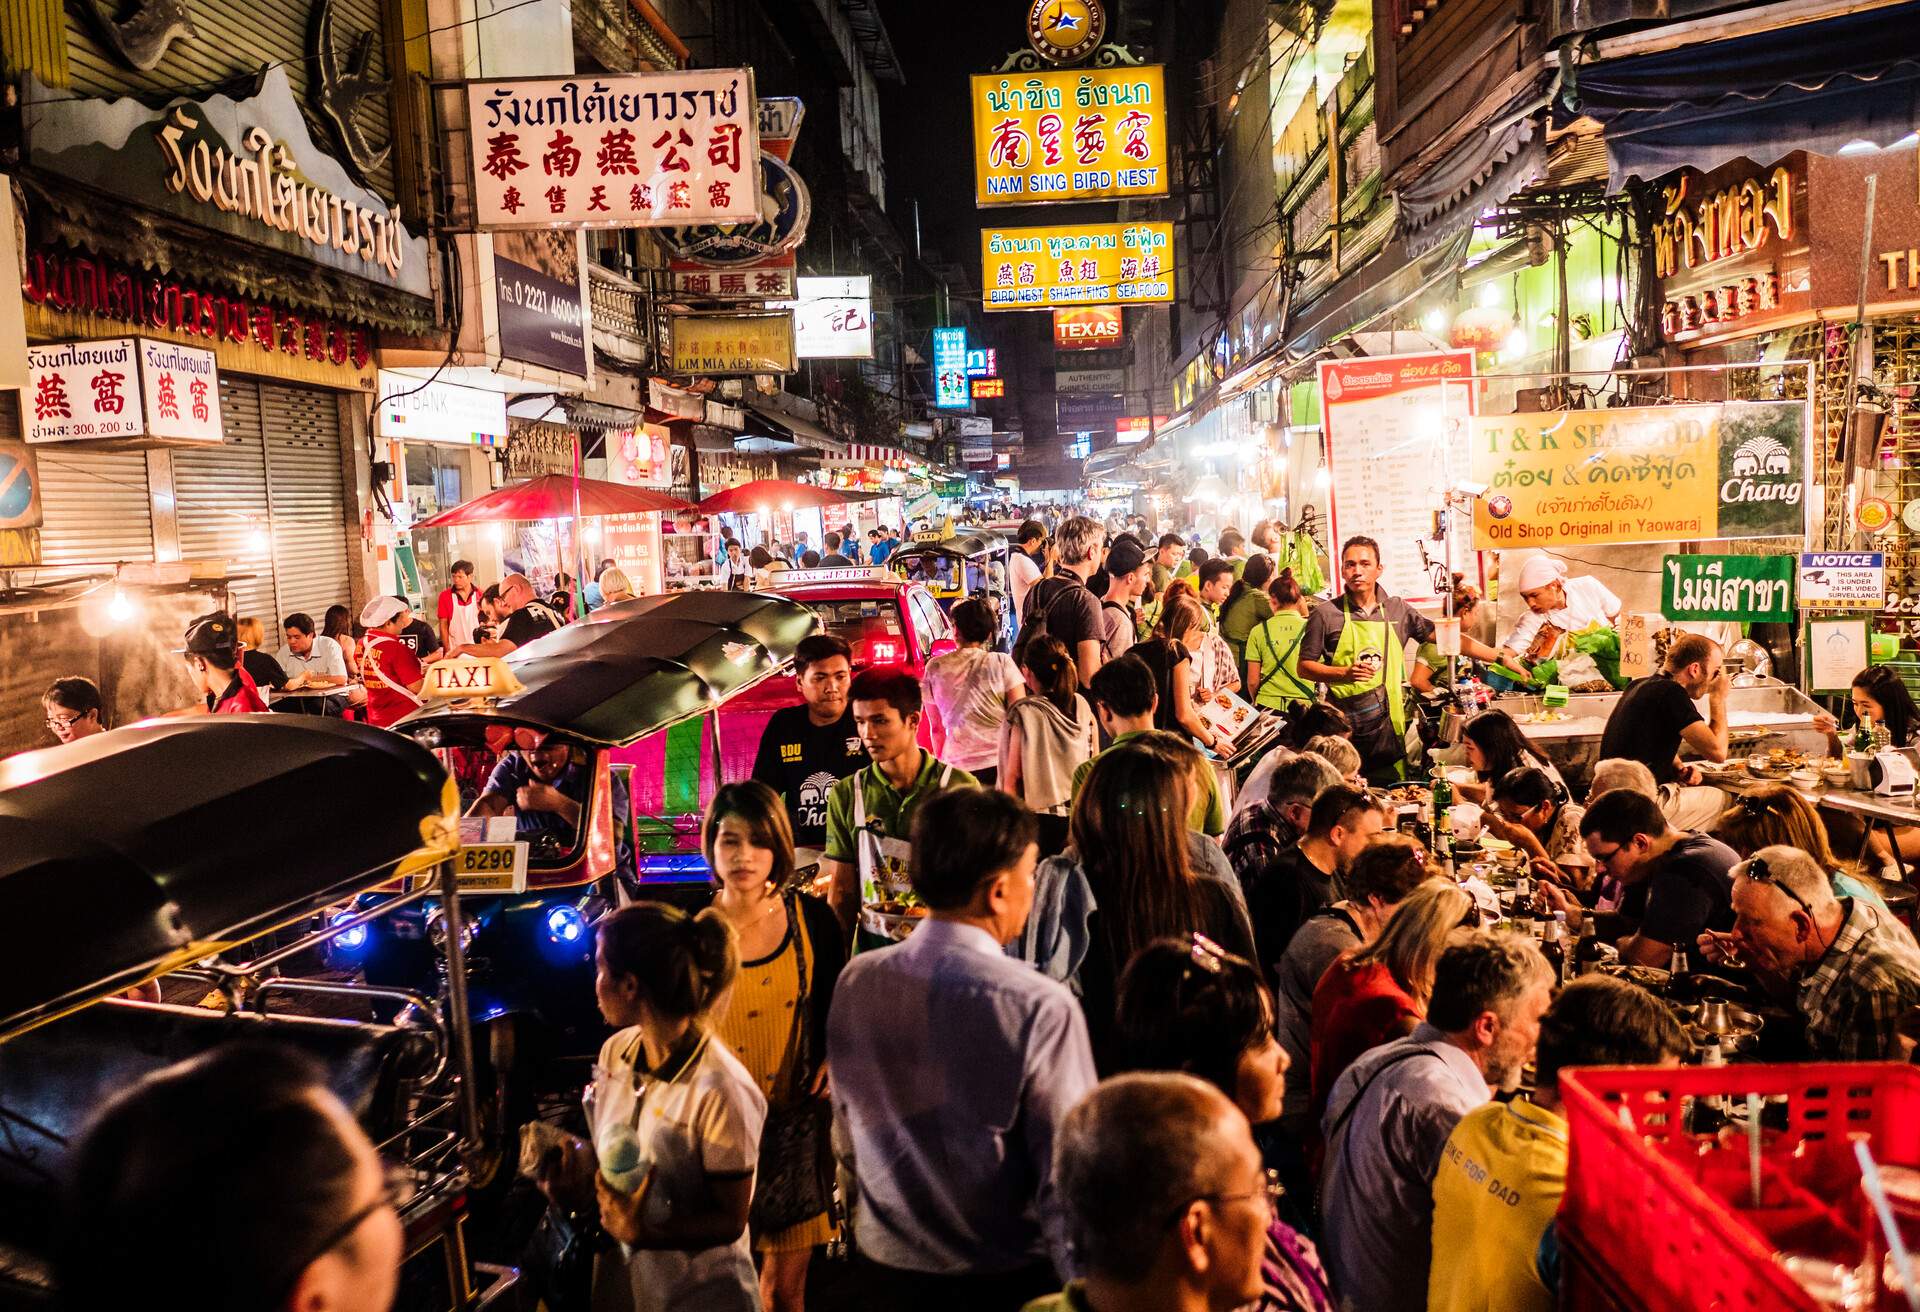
left=1715, top=403, right=1806, bottom=536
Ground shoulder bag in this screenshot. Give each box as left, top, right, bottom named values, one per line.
left=748, top=894, right=840, bottom=1237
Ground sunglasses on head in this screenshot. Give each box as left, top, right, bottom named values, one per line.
left=1744, top=853, right=1814, bottom=919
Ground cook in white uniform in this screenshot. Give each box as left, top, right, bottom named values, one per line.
left=1496, top=554, right=1622, bottom=678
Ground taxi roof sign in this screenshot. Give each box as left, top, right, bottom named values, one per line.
left=776, top=567, right=897, bottom=586
left=421, top=654, right=524, bottom=700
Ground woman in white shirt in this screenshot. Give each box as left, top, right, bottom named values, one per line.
left=1496, top=554, right=1622, bottom=678
left=545, top=903, right=765, bottom=1312
left=923, top=597, right=1025, bottom=785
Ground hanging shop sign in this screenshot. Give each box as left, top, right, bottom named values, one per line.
left=1471, top=401, right=1808, bottom=549
left=0, top=440, right=44, bottom=532
left=606, top=423, right=673, bottom=489
left=667, top=311, right=795, bottom=375
left=1661, top=554, right=1795, bottom=623
left=1057, top=392, right=1124, bottom=431
left=1652, top=157, right=1808, bottom=345
left=466, top=70, right=760, bottom=228
left=660, top=152, right=810, bottom=263
left=1054, top=305, right=1123, bottom=349
left=966, top=349, right=999, bottom=377
left=24, top=68, right=429, bottom=298
left=376, top=372, right=510, bottom=446
left=1056, top=366, right=1124, bottom=392
left=494, top=229, right=591, bottom=378
left=669, top=256, right=796, bottom=301
left=649, top=378, right=706, bottom=420
left=776, top=276, right=873, bottom=360
left=1319, top=351, right=1478, bottom=600
left=26, top=337, right=223, bottom=445
left=971, top=66, right=1167, bottom=205
left=983, top=221, right=1174, bottom=310
left=972, top=378, right=1006, bottom=399
left=1115, top=415, right=1167, bottom=443
left=933, top=327, right=970, bottom=409
left=1799, top=553, right=1884, bottom=610
left=1652, top=165, right=1795, bottom=279
left=955, top=416, right=994, bottom=437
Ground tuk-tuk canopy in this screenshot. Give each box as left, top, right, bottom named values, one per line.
left=888, top=531, right=1008, bottom=563
left=0, top=717, right=457, bottom=1041
left=399, top=590, right=817, bottom=748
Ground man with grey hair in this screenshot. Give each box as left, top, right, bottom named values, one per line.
left=1587, top=756, right=1723, bottom=832
left=1030, top=1073, right=1271, bottom=1312
left=1224, top=751, right=1345, bottom=892
left=1020, top=514, right=1108, bottom=686
left=1321, top=931, right=1554, bottom=1312
left=1699, top=845, right=1920, bottom=1059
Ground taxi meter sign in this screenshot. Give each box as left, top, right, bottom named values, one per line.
left=422, top=655, right=525, bottom=699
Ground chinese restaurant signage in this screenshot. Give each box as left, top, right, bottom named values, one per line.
left=667, top=311, right=795, bottom=375
left=27, top=337, right=223, bottom=445
left=1660, top=554, right=1795, bottom=623
left=1471, top=402, right=1808, bottom=549
left=983, top=221, right=1173, bottom=310
left=777, top=277, right=873, bottom=360
left=1651, top=157, right=1807, bottom=345
left=971, top=378, right=1006, bottom=399
left=1057, top=366, right=1124, bottom=392
left=668, top=257, right=795, bottom=300
left=1054, top=305, right=1123, bottom=349
left=24, top=69, right=429, bottom=298
left=466, top=70, right=761, bottom=228
left=934, top=327, right=970, bottom=409
left=971, top=67, right=1167, bottom=205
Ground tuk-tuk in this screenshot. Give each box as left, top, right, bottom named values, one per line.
left=0, top=716, right=514, bottom=1310
left=888, top=531, right=1014, bottom=645
left=371, top=590, right=817, bottom=1114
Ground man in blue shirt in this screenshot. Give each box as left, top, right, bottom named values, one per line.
left=868, top=528, right=895, bottom=565
left=829, top=786, right=1095, bottom=1308
left=469, top=729, right=631, bottom=876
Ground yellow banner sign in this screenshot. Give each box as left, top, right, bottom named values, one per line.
left=982, top=222, right=1174, bottom=311
left=668, top=312, right=797, bottom=375
left=1470, top=402, right=1808, bottom=549
left=970, top=67, right=1168, bottom=206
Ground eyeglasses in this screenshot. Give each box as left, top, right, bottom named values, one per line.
left=273, top=1164, right=413, bottom=1299
left=1744, top=853, right=1814, bottom=920
left=1168, top=1168, right=1285, bottom=1227
left=43, top=713, right=83, bottom=731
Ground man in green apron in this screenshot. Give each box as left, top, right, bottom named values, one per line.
left=821, top=667, right=978, bottom=944
left=1297, top=536, right=1503, bottom=781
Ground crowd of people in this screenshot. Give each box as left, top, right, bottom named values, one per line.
left=36, top=507, right=1920, bottom=1312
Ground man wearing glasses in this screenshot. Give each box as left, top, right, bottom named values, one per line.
left=1698, top=845, right=1920, bottom=1059
left=1032, top=1072, right=1273, bottom=1312
left=451, top=572, right=565, bottom=659
left=42, top=676, right=107, bottom=745
left=1540, top=788, right=1738, bottom=970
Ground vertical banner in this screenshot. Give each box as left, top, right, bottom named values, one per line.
left=1317, top=351, right=1477, bottom=600
left=933, top=327, right=969, bottom=409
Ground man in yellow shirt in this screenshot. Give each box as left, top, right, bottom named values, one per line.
left=1428, top=977, right=1687, bottom=1312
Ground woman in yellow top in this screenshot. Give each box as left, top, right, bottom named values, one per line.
left=1244, top=567, right=1316, bottom=711
left=705, top=781, right=845, bottom=1312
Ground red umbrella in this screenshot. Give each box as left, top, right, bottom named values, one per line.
left=696, top=478, right=890, bottom=514
left=412, top=474, right=692, bottom=528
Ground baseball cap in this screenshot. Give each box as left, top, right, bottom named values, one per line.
left=360, top=595, right=409, bottom=628
left=1105, top=536, right=1147, bottom=578
left=179, top=612, right=238, bottom=657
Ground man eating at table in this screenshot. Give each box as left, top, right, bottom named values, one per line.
left=1597, top=634, right=1730, bottom=785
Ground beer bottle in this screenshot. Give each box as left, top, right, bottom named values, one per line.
left=1430, top=767, right=1454, bottom=875
left=1541, top=911, right=1569, bottom=986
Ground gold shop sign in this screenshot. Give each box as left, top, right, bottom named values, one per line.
left=1652, top=165, right=1794, bottom=279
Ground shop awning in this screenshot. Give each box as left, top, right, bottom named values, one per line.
left=831, top=443, right=915, bottom=470
left=741, top=396, right=848, bottom=455
left=1569, top=0, right=1920, bottom=187
left=1283, top=226, right=1473, bottom=360
left=1398, top=110, right=1546, bottom=256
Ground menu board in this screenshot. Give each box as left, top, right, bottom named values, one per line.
left=1318, top=352, right=1477, bottom=601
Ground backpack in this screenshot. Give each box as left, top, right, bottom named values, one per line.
left=1013, top=575, right=1083, bottom=665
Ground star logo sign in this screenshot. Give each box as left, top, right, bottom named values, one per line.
left=1047, top=7, right=1082, bottom=31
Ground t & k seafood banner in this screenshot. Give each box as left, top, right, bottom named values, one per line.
left=1471, top=401, right=1808, bottom=549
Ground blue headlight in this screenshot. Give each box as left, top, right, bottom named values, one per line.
left=330, top=911, right=369, bottom=953
left=546, top=905, right=588, bottom=945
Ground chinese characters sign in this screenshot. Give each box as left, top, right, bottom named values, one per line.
left=466, top=71, right=761, bottom=228
left=669, top=257, right=796, bottom=301
left=777, top=276, right=873, bottom=360
left=1470, top=402, right=1808, bottom=549
left=1661, top=555, right=1795, bottom=623
left=26, top=337, right=222, bottom=444
left=972, top=378, right=1006, bottom=399
left=966, top=349, right=998, bottom=377
left=982, top=222, right=1174, bottom=310
left=933, top=327, right=969, bottom=409
left=970, top=68, right=1167, bottom=205
left=667, top=311, right=795, bottom=375
left=1054, top=305, right=1122, bottom=349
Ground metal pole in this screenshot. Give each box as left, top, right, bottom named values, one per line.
left=1842, top=172, right=1879, bottom=560
left=437, top=857, right=484, bottom=1160
left=572, top=433, right=587, bottom=619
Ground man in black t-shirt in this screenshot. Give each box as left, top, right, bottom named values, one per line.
left=452, top=573, right=565, bottom=657
left=394, top=601, right=444, bottom=664
left=1542, top=787, right=1737, bottom=969
left=751, top=633, right=866, bottom=856
left=1039, top=514, right=1109, bottom=685
left=1598, top=633, right=1729, bottom=784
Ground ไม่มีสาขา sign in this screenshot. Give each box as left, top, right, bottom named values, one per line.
left=1661, top=554, right=1795, bottom=622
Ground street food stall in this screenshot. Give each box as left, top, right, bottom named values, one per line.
left=690, top=478, right=891, bottom=585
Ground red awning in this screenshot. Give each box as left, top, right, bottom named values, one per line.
left=412, top=474, right=692, bottom=528
left=697, top=478, right=890, bottom=514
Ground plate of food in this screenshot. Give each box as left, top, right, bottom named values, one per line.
left=1515, top=709, right=1569, bottom=725
left=860, top=900, right=929, bottom=942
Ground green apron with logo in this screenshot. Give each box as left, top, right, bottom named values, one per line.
left=1326, top=599, right=1409, bottom=781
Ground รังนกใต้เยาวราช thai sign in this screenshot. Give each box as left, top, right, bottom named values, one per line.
left=1661, top=554, right=1796, bottom=623
left=466, top=70, right=762, bottom=228
left=1798, top=553, right=1886, bottom=610
left=1470, top=401, right=1808, bottom=549
left=970, top=67, right=1168, bottom=205
left=982, top=221, right=1174, bottom=310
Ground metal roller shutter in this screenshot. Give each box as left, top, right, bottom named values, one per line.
left=261, top=383, right=352, bottom=634
left=33, top=448, right=155, bottom=574
left=174, top=377, right=277, bottom=633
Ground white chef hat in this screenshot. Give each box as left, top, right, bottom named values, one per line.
left=1515, top=554, right=1569, bottom=592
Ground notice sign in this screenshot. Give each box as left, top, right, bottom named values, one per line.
left=983, top=222, right=1174, bottom=310
left=1471, top=401, right=1808, bottom=549
left=971, top=67, right=1168, bottom=205
left=466, top=70, right=761, bottom=228
left=1661, top=554, right=1795, bottom=622
left=667, top=311, right=795, bottom=375
left=1799, top=552, right=1885, bottom=610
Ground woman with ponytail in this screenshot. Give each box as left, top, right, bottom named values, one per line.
left=1001, top=634, right=1098, bottom=856
left=577, top=901, right=766, bottom=1311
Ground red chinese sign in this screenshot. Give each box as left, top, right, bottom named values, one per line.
left=467, top=71, right=761, bottom=228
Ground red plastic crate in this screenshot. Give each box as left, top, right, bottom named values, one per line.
left=1559, top=1062, right=1920, bottom=1312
